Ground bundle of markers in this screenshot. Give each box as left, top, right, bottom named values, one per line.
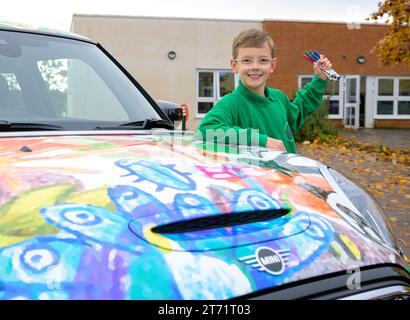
left=303, top=50, right=341, bottom=81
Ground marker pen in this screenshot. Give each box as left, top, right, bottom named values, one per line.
left=304, top=50, right=341, bottom=81
left=303, top=54, right=315, bottom=63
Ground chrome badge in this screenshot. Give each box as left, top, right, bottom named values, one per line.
left=239, top=247, right=290, bottom=275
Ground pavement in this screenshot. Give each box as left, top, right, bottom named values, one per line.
left=297, top=127, right=410, bottom=259
left=340, top=128, right=410, bottom=151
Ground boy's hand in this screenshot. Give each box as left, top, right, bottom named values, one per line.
left=314, top=55, right=332, bottom=80
left=266, top=137, right=286, bottom=151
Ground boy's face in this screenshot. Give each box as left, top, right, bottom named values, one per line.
left=231, top=42, right=277, bottom=96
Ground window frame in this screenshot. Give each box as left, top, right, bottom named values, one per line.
left=196, top=69, right=238, bottom=118
left=298, top=75, right=343, bottom=119
left=374, top=77, right=410, bottom=119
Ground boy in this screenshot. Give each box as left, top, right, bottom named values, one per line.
left=196, top=28, right=332, bottom=153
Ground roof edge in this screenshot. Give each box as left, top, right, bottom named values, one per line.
left=71, top=14, right=263, bottom=23
left=71, top=14, right=389, bottom=26
left=263, top=18, right=389, bottom=26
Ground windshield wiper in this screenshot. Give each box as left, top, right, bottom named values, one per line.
left=94, top=118, right=174, bottom=130
left=0, top=121, right=65, bottom=131
left=120, top=118, right=174, bottom=129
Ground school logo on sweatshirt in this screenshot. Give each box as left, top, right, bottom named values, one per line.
left=284, top=122, right=294, bottom=142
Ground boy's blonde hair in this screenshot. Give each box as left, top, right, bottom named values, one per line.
left=232, top=29, right=275, bottom=59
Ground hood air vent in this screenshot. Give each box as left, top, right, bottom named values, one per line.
left=151, top=208, right=290, bottom=234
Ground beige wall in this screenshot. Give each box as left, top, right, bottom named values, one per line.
left=71, top=15, right=261, bottom=130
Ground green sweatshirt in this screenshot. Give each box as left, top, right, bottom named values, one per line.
left=196, top=75, right=328, bottom=153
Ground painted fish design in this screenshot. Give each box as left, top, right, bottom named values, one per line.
left=115, top=159, right=196, bottom=192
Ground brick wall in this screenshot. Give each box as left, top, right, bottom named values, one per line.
left=263, top=21, right=410, bottom=97
left=374, top=120, right=410, bottom=129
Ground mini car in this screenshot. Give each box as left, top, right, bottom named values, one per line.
left=0, top=22, right=409, bottom=300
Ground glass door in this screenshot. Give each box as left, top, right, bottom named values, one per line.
left=343, top=76, right=360, bottom=128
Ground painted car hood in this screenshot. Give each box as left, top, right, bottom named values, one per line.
left=0, top=132, right=401, bottom=299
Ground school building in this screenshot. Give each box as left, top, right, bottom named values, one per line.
left=71, top=15, right=410, bottom=130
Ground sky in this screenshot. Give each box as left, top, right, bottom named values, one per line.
left=1, top=0, right=383, bottom=32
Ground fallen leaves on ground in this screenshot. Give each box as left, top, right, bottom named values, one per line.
left=297, top=136, right=410, bottom=256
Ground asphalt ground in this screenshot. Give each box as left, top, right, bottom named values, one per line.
left=341, top=128, right=410, bottom=151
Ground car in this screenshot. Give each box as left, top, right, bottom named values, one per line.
left=0, top=22, right=409, bottom=300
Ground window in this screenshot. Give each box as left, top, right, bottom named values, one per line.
left=38, top=58, right=129, bottom=121
left=378, top=79, right=394, bottom=96
left=0, top=30, right=160, bottom=130
left=399, top=79, right=410, bottom=96
left=375, top=77, right=410, bottom=117
left=0, top=73, right=25, bottom=112
left=398, top=79, right=410, bottom=116
left=299, top=76, right=342, bottom=118
left=196, top=70, right=238, bottom=117
left=377, top=101, right=394, bottom=115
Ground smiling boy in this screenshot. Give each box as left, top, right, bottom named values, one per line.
left=196, top=28, right=332, bottom=153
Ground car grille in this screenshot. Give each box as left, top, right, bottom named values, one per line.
left=339, top=285, right=410, bottom=300
left=235, top=264, right=410, bottom=300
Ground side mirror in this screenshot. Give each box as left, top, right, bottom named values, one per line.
left=156, top=100, right=184, bottom=129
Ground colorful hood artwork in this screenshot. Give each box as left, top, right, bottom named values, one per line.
left=0, top=132, right=404, bottom=299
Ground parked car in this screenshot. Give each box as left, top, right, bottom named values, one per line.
left=0, top=22, right=409, bottom=300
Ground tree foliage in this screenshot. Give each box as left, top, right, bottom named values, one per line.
left=368, top=0, right=410, bottom=66
left=37, top=59, right=68, bottom=92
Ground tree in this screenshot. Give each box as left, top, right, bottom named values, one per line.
left=37, top=59, right=68, bottom=116
left=368, top=0, right=410, bottom=66
left=37, top=59, right=68, bottom=92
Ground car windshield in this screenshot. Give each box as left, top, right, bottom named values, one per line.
left=0, top=30, right=162, bottom=131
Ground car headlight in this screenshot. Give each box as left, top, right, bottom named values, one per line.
left=319, top=164, right=398, bottom=251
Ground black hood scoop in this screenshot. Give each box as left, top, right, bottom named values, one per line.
left=151, top=208, right=290, bottom=234
left=129, top=204, right=311, bottom=252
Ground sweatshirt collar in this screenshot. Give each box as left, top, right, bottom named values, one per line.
left=236, top=80, right=277, bottom=107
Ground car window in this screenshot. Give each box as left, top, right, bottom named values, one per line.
left=37, top=58, right=129, bottom=121
left=0, top=72, right=25, bottom=111
left=0, top=30, right=161, bottom=130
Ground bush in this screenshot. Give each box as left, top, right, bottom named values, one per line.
left=294, top=99, right=340, bottom=142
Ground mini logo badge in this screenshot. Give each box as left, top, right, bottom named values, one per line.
left=239, top=247, right=290, bottom=275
